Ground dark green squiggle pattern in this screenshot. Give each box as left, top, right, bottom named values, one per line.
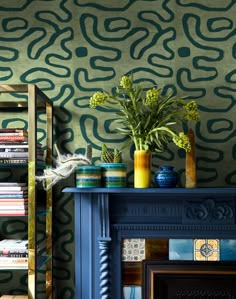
left=0, top=1, right=235, bottom=298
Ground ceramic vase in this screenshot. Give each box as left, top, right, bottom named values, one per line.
left=134, top=150, right=152, bottom=188
left=76, top=165, right=102, bottom=188
left=154, top=165, right=178, bottom=188
left=100, top=163, right=127, bottom=188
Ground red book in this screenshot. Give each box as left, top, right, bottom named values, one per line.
left=0, top=198, right=28, bottom=202
left=0, top=136, right=27, bottom=141
left=0, top=128, right=26, bottom=132
left=0, top=210, right=28, bottom=216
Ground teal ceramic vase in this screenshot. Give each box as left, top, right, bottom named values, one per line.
left=76, top=165, right=102, bottom=188
left=100, top=163, right=127, bottom=188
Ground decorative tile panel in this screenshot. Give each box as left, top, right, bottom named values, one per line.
left=169, top=239, right=193, bottom=260
left=122, top=239, right=145, bottom=262
left=194, top=239, right=219, bottom=261
left=220, top=240, right=236, bottom=260
left=123, top=286, right=141, bottom=299
left=169, top=239, right=236, bottom=261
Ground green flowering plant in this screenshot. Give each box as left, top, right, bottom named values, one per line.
left=90, top=75, right=200, bottom=153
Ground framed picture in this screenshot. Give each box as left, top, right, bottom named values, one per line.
left=142, top=260, right=236, bottom=299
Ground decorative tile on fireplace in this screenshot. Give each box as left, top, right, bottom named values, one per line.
left=194, top=239, right=219, bottom=261
left=169, top=239, right=236, bottom=261
left=169, top=239, right=193, bottom=260
left=122, top=239, right=145, bottom=261
left=221, top=239, right=236, bottom=260
left=123, top=286, right=141, bottom=299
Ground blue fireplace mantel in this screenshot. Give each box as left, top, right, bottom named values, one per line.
left=63, top=187, right=236, bottom=299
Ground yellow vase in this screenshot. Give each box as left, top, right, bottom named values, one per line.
left=134, top=150, right=152, bottom=188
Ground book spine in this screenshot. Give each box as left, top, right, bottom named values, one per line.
left=0, top=295, right=28, bottom=298
left=0, top=196, right=26, bottom=199
left=0, top=182, right=26, bottom=186
left=0, top=144, right=28, bottom=148
left=0, top=212, right=28, bottom=216
left=0, top=136, right=27, bottom=141
left=0, top=128, right=26, bottom=132
left=0, top=132, right=28, bottom=136
left=0, top=257, right=28, bottom=262
left=0, top=186, right=27, bottom=190
left=0, top=141, right=28, bottom=145
left=0, top=201, right=27, bottom=205
left=0, top=153, right=28, bottom=158
left=0, top=204, right=27, bottom=213
left=0, top=191, right=27, bottom=194
left=0, top=148, right=28, bottom=152
left=0, top=159, right=28, bottom=163
left=0, top=252, right=28, bottom=257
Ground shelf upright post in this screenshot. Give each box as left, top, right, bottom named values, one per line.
left=45, top=95, right=53, bottom=298
left=28, top=84, right=37, bottom=299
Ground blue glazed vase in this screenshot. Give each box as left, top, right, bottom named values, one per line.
left=154, top=165, right=178, bottom=188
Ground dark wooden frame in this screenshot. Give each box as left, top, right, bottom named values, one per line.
left=142, top=260, right=236, bottom=299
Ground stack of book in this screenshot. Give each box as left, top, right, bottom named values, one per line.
left=0, top=239, right=28, bottom=269
left=0, top=183, right=28, bottom=216
left=0, top=128, right=44, bottom=164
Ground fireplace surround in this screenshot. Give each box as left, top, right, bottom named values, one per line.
left=63, top=187, right=236, bottom=299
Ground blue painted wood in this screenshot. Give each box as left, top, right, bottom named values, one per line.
left=63, top=188, right=236, bottom=299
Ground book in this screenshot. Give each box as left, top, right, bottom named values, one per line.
left=0, top=148, right=28, bottom=152
left=0, top=239, right=28, bottom=248
left=0, top=136, right=28, bottom=141
left=0, top=141, right=28, bottom=145
left=0, top=128, right=27, bottom=133
left=0, top=210, right=28, bottom=216
left=0, top=143, right=28, bottom=148
left=0, top=257, right=27, bottom=263
left=0, top=132, right=28, bottom=136
left=0, top=159, right=28, bottom=164
left=0, top=253, right=27, bottom=258
left=0, top=191, right=28, bottom=195
left=0, top=195, right=28, bottom=204
left=0, top=261, right=28, bottom=269
left=0, top=152, right=28, bottom=158
left=0, top=185, right=27, bottom=191
left=0, top=205, right=27, bottom=209
left=0, top=248, right=28, bottom=258
left=0, top=295, right=28, bottom=298
left=0, top=250, right=28, bottom=257
left=0, top=182, right=27, bottom=187
left=0, top=201, right=27, bottom=205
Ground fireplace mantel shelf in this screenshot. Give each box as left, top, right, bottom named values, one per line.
left=64, top=187, right=236, bottom=194
left=63, top=187, right=236, bottom=299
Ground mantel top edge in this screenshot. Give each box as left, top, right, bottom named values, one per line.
left=62, top=187, right=236, bottom=194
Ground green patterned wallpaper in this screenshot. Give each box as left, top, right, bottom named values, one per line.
left=0, top=0, right=235, bottom=298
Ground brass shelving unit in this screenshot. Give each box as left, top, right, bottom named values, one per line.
left=0, top=84, right=53, bottom=299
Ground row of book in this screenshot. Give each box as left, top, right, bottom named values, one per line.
left=0, top=239, right=28, bottom=269
left=0, top=128, right=44, bottom=164
left=0, top=182, right=28, bottom=216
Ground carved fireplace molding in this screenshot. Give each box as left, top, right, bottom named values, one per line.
left=63, top=187, right=236, bottom=299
